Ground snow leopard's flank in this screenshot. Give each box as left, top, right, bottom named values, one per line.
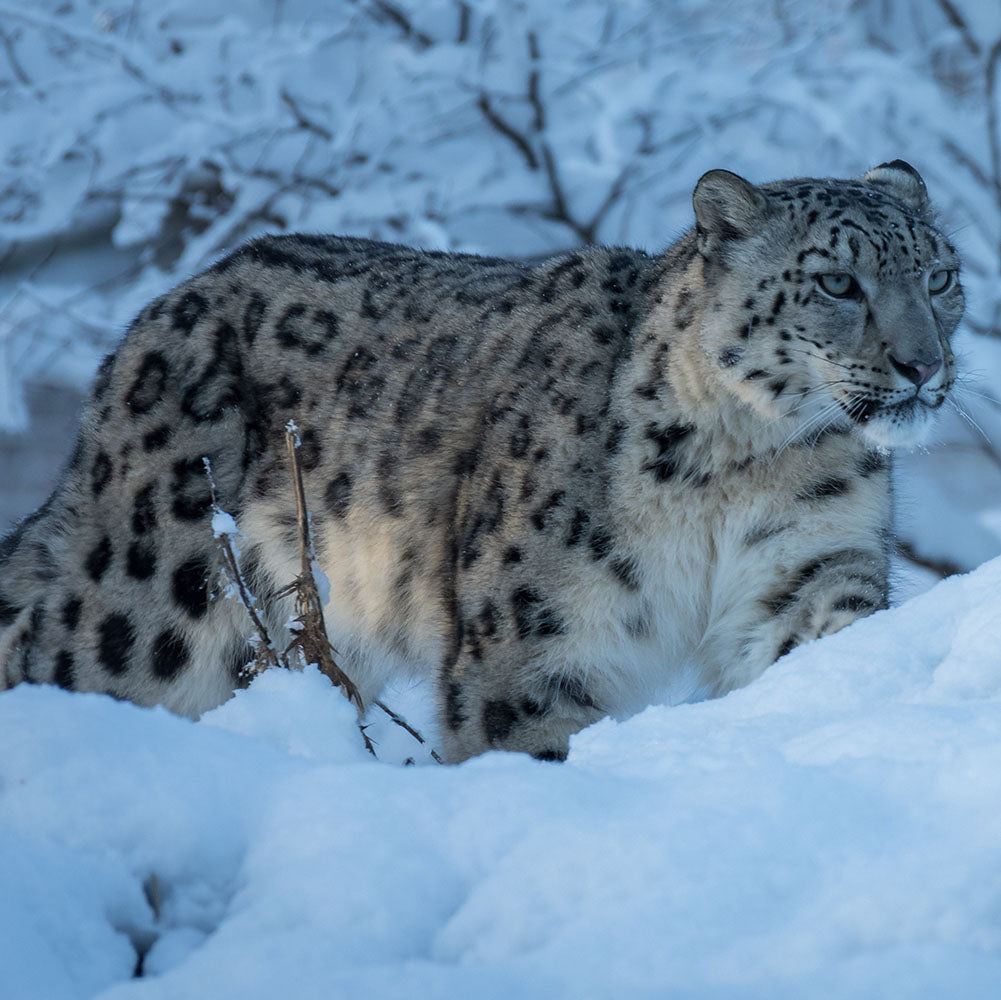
left=0, top=161, right=964, bottom=761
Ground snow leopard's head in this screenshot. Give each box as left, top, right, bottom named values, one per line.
left=693, top=161, right=964, bottom=448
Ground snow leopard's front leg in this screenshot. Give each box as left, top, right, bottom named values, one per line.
left=435, top=582, right=606, bottom=764
left=742, top=544, right=890, bottom=678
left=437, top=623, right=606, bottom=764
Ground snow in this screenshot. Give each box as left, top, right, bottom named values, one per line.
left=210, top=510, right=239, bottom=538
left=2, top=558, right=1001, bottom=999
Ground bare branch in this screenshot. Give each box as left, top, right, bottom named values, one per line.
left=359, top=724, right=378, bottom=757
left=203, top=460, right=281, bottom=677
left=941, top=137, right=993, bottom=189
left=455, top=0, right=471, bottom=44
left=539, top=142, right=573, bottom=232
left=367, top=1, right=433, bottom=50
left=119, top=55, right=201, bottom=109
left=539, top=143, right=629, bottom=245
left=214, top=530, right=280, bottom=677
left=280, top=88, right=334, bottom=141
left=285, top=424, right=364, bottom=711
left=375, top=700, right=443, bottom=763
left=934, top=0, right=981, bottom=58
left=142, top=873, right=161, bottom=922
left=476, top=93, right=539, bottom=170
left=0, top=27, right=30, bottom=86
left=527, top=31, right=544, bottom=132
left=477, top=31, right=630, bottom=246
left=983, top=38, right=1001, bottom=317
left=585, top=165, right=634, bottom=243
left=0, top=7, right=200, bottom=108
left=985, top=40, right=1001, bottom=214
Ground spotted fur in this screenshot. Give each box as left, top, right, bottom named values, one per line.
left=0, top=162, right=964, bottom=761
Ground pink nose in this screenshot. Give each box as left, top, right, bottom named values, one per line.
left=888, top=355, right=941, bottom=387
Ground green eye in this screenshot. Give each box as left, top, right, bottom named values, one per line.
left=928, top=269, right=952, bottom=294
left=817, top=273, right=858, bottom=298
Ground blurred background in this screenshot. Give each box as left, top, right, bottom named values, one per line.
left=1, top=0, right=999, bottom=595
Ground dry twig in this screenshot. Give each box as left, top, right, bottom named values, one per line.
left=204, top=427, right=442, bottom=762
left=376, top=701, right=443, bottom=763
left=284, top=423, right=364, bottom=710
left=204, top=458, right=280, bottom=678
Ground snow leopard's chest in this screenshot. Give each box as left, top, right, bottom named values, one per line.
left=562, top=425, right=886, bottom=712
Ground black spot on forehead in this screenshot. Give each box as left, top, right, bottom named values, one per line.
left=771, top=179, right=929, bottom=228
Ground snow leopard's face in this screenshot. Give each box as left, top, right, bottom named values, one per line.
left=694, top=162, right=964, bottom=448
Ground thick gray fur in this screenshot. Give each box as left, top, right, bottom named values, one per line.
left=0, top=163, right=964, bottom=761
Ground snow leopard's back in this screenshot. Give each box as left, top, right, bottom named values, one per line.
left=0, top=234, right=650, bottom=724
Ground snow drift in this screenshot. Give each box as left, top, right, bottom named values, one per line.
left=2, top=556, right=1000, bottom=999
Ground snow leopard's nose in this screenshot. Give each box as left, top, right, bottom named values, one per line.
left=887, top=354, right=941, bottom=387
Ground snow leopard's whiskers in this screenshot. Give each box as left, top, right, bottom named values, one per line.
left=952, top=377, right=1001, bottom=411
left=770, top=390, right=852, bottom=461
left=784, top=347, right=857, bottom=373
left=947, top=395, right=994, bottom=448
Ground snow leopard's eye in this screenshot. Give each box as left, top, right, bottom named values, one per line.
left=816, top=273, right=859, bottom=299
left=928, top=269, right=953, bottom=294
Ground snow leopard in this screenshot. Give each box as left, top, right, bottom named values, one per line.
left=0, top=161, right=963, bottom=762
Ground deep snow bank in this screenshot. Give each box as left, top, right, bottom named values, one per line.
left=2, top=558, right=1000, bottom=999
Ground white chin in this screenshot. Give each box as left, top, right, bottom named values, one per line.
left=858, top=408, right=936, bottom=449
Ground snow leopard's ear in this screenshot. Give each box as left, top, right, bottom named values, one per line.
left=863, top=160, right=931, bottom=218
left=693, top=170, right=771, bottom=257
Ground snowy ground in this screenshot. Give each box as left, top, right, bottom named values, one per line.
left=3, top=556, right=1001, bottom=1000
